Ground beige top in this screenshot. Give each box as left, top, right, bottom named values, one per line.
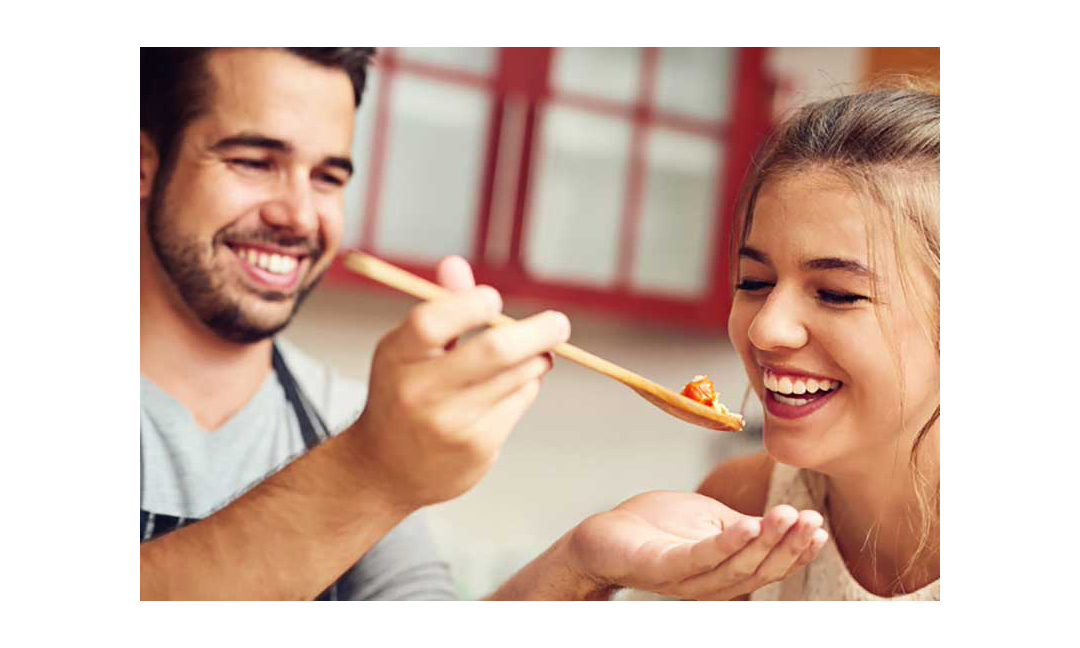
left=749, top=462, right=940, bottom=601
left=612, top=461, right=939, bottom=601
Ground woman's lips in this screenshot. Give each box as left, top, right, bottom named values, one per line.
left=763, top=384, right=841, bottom=419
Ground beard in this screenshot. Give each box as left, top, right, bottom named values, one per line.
left=146, top=185, right=327, bottom=344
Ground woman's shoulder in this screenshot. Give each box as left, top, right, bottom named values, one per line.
left=696, top=449, right=775, bottom=516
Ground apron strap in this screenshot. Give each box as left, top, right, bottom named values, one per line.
left=272, top=342, right=332, bottom=451
left=141, top=343, right=342, bottom=600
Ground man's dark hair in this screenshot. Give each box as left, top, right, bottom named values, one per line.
left=140, top=47, right=376, bottom=189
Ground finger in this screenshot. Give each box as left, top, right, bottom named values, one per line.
left=748, top=509, right=822, bottom=584
left=630, top=517, right=762, bottom=589
left=383, top=286, right=502, bottom=362
left=436, top=256, right=477, bottom=351
left=427, top=355, right=553, bottom=434
left=782, top=527, right=829, bottom=580
left=434, top=310, right=570, bottom=388
left=680, top=517, right=762, bottom=577
left=675, top=504, right=798, bottom=597
left=465, top=376, right=544, bottom=454
left=436, top=255, right=477, bottom=291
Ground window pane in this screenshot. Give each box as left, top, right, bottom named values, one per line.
left=631, top=128, right=721, bottom=296
left=375, top=76, right=491, bottom=263
left=653, top=48, right=734, bottom=121
left=342, top=68, right=381, bottom=250
left=551, top=47, right=641, bottom=103
left=525, top=106, right=631, bottom=287
left=396, top=47, right=496, bottom=75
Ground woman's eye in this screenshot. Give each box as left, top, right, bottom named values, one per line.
left=818, top=289, right=869, bottom=305
left=735, top=279, right=773, bottom=291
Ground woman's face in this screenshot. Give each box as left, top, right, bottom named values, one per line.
left=727, top=171, right=938, bottom=474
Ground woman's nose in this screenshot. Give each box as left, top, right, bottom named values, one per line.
left=747, top=288, right=809, bottom=352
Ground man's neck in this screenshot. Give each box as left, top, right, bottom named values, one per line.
left=141, top=238, right=274, bottom=430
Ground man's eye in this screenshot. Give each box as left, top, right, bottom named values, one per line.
left=735, top=279, right=773, bottom=291
left=818, top=289, right=869, bottom=305
left=314, top=171, right=346, bottom=187
left=229, top=158, right=272, bottom=170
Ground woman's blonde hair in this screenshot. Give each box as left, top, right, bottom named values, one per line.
left=730, top=79, right=940, bottom=590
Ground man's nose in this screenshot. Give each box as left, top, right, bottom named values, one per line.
left=747, top=287, right=809, bottom=352
left=260, top=173, right=318, bottom=236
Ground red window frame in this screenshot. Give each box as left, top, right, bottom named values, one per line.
left=328, top=47, right=774, bottom=333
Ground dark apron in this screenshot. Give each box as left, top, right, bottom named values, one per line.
left=140, top=343, right=342, bottom=600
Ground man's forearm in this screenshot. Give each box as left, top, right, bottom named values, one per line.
left=140, top=430, right=412, bottom=600
left=485, top=531, right=615, bottom=601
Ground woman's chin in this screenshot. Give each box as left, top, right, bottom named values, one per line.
left=762, top=430, right=825, bottom=470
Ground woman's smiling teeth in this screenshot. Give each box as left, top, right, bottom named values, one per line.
left=234, top=246, right=299, bottom=275
left=763, top=369, right=841, bottom=406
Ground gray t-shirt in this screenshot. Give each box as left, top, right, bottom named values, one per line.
left=140, top=337, right=457, bottom=600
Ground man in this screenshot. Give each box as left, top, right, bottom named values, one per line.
left=140, top=47, right=823, bottom=600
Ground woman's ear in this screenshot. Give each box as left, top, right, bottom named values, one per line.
left=140, top=131, right=159, bottom=200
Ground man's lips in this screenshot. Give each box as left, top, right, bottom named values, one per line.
left=227, top=242, right=308, bottom=291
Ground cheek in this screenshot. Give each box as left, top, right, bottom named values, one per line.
left=317, top=197, right=344, bottom=248
left=896, top=317, right=940, bottom=415
left=170, top=172, right=260, bottom=236
left=828, top=322, right=910, bottom=428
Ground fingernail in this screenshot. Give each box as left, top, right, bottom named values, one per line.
left=812, top=528, right=829, bottom=544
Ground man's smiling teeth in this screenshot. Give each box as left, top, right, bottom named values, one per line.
left=763, top=369, right=841, bottom=406
left=235, top=247, right=298, bottom=275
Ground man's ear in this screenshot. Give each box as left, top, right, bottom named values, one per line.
left=140, top=130, right=159, bottom=200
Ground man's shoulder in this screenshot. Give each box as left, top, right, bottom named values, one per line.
left=275, top=336, right=368, bottom=434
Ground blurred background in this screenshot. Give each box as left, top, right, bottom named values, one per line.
left=285, top=47, right=940, bottom=598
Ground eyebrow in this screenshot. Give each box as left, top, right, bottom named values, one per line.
left=211, top=132, right=354, bottom=177
left=739, top=246, right=877, bottom=279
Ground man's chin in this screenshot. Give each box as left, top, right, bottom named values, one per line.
left=199, top=270, right=322, bottom=344
left=206, top=316, right=291, bottom=344
left=201, top=298, right=298, bottom=344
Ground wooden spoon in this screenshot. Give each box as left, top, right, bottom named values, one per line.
left=343, top=252, right=745, bottom=432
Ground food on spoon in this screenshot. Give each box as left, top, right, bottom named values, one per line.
left=680, top=375, right=732, bottom=415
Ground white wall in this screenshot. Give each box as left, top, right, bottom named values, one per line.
left=767, top=47, right=864, bottom=119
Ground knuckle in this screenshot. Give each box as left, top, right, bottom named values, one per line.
left=394, top=378, right=426, bottom=410
left=728, top=565, right=753, bottom=581
left=474, top=285, right=502, bottom=315
left=374, top=331, right=396, bottom=358
left=482, top=331, right=516, bottom=365
left=516, top=378, right=541, bottom=403
left=406, top=306, right=439, bottom=346
left=426, top=408, right=459, bottom=437
left=448, top=430, right=484, bottom=458
left=748, top=570, right=769, bottom=588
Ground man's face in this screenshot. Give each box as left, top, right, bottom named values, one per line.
left=146, top=48, right=356, bottom=343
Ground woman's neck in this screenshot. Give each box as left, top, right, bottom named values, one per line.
left=821, top=424, right=940, bottom=597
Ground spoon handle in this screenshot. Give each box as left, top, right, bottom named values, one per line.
left=343, top=251, right=657, bottom=390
